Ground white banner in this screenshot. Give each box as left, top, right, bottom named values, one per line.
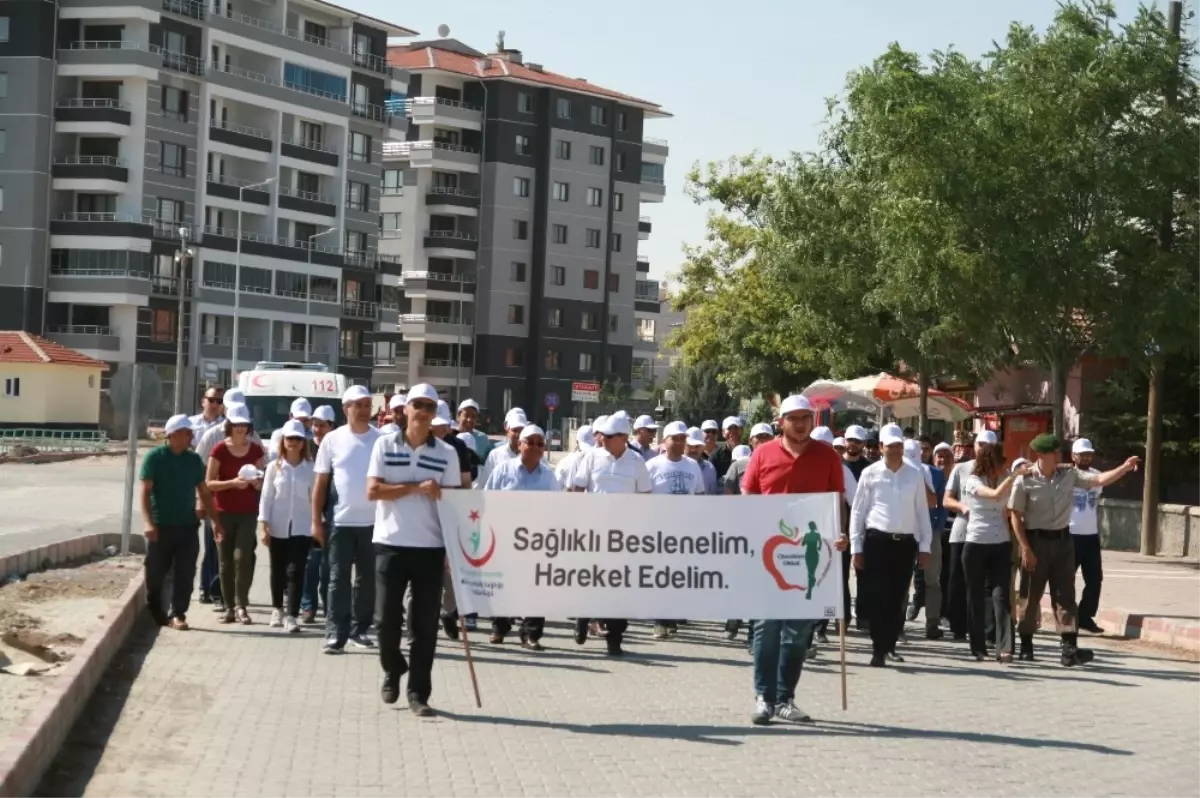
left=438, top=492, right=843, bottom=620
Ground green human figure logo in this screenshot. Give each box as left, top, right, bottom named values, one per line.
left=801, top=521, right=823, bottom=600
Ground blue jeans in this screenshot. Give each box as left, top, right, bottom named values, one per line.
left=752, top=619, right=817, bottom=705
left=199, top=518, right=221, bottom=600
left=325, top=525, right=375, bottom=644
left=300, top=545, right=330, bottom=613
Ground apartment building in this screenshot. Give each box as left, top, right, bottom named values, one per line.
left=632, top=280, right=680, bottom=397
left=0, top=0, right=416, bottom=413
left=380, top=36, right=669, bottom=419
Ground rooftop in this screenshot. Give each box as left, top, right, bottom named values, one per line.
left=0, top=331, right=111, bottom=370
left=388, top=40, right=670, bottom=117
left=289, top=0, right=418, bottom=38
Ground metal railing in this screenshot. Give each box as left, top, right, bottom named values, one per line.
left=400, top=270, right=476, bottom=285
left=53, top=154, right=126, bottom=167
left=404, top=96, right=483, bottom=113
left=150, top=274, right=194, bottom=294
left=643, top=136, right=669, bottom=147
left=48, top=324, right=117, bottom=336
left=283, top=27, right=349, bottom=54
left=283, top=80, right=345, bottom=103
left=639, top=215, right=651, bottom=223
left=216, top=6, right=281, bottom=33
left=279, top=133, right=337, bottom=154
left=55, top=211, right=134, bottom=223
left=351, top=101, right=385, bottom=122
left=162, top=0, right=205, bottom=18
left=424, top=230, right=477, bottom=242
left=0, top=429, right=110, bottom=455
left=379, top=230, right=403, bottom=239
left=382, top=140, right=479, bottom=158
left=57, top=97, right=130, bottom=110
left=201, top=336, right=264, bottom=348
left=50, top=265, right=148, bottom=277
left=401, top=313, right=467, bottom=325
left=160, top=49, right=206, bottom=75
left=278, top=185, right=333, bottom=204
left=205, top=172, right=270, bottom=189
left=427, top=186, right=480, bottom=198
left=641, top=174, right=665, bottom=185
left=422, top=358, right=466, bottom=368
left=352, top=50, right=387, bottom=73
left=341, top=299, right=379, bottom=319
left=60, top=39, right=147, bottom=51
left=210, top=119, right=272, bottom=140
left=211, top=60, right=280, bottom=86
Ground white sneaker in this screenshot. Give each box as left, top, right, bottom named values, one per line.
left=269, top=609, right=283, bottom=628
left=751, top=696, right=772, bottom=726
left=774, top=701, right=813, bottom=723
left=283, top=616, right=300, bottom=634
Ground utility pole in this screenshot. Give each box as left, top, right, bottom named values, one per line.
left=1140, top=0, right=1182, bottom=557
left=173, top=227, right=193, bottom=415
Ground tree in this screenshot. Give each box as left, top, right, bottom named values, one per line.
left=664, top=361, right=740, bottom=425
left=596, top=377, right=632, bottom=416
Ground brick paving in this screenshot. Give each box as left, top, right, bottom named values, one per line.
left=37, top=557, right=1200, bottom=798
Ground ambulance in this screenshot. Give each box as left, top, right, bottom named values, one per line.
left=236, top=361, right=347, bottom=435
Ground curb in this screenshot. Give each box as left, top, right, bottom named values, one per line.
left=1039, top=603, right=1200, bottom=653
left=1, top=533, right=146, bottom=581
left=0, top=569, right=145, bottom=797
left=0, top=450, right=127, bottom=466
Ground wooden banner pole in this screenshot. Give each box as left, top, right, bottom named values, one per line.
left=459, top=615, right=483, bottom=708
left=838, top=618, right=848, bottom=711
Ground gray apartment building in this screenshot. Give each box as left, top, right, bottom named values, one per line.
left=0, top=0, right=416, bottom=413
left=380, top=37, right=669, bottom=422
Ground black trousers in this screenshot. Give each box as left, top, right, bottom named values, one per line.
left=375, top=544, right=445, bottom=702
left=938, top=530, right=952, bottom=617
left=145, top=523, right=199, bottom=622
left=817, top=549, right=853, bottom=634
left=865, top=530, right=917, bottom=657
left=1073, top=534, right=1103, bottom=625
left=963, top=541, right=1013, bottom=656
left=492, top=617, right=546, bottom=641
left=946, top=541, right=968, bottom=636
left=268, top=535, right=312, bottom=618
left=577, top=617, right=628, bottom=648
left=911, top=561, right=926, bottom=610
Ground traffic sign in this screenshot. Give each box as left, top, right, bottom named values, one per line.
left=571, top=381, right=601, bottom=403
left=662, top=389, right=676, bottom=403
left=544, top=391, right=559, bottom=411
left=202, top=361, right=219, bottom=381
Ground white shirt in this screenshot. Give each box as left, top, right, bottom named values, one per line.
left=849, top=460, right=934, bottom=555
left=841, top=463, right=858, bottom=507
left=646, top=454, right=705, bottom=495
left=570, top=446, right=652, bottom=494
left=257, top=458, right=315, bottom=538
left=267, top=424, right=313, bottom=462
left=963, top=474, right=1010, bottom=545
left=555, top=449, right=586, bottom=489
left=483, top=457, right=560, bottom=492
left=313, top=425, right=380, bottom=526
left=945, top=461, right=973, bottom=544
left=366, top=432, right=461, bottom=547
left=1070, top=467, right=1102, bottom=536
left=195, top=423, right=262, bottom=461
left=476, top=442, right=519, bottom=489
left=189, top=412, right=224, bottom=447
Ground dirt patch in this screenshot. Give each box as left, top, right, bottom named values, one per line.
left=0, top=555, right=140, bottom=729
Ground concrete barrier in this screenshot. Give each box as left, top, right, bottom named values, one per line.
left=1098, top=499, right=1198, bottom=559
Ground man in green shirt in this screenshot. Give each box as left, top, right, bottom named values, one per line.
left=140, top=414, right=219, bottom=630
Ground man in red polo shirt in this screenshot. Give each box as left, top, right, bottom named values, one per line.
left=742, top=394, right=846, bottom=725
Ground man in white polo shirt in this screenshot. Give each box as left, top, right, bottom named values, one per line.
left=555, top=424, right=594, bottom=488
left=1069, top=438, right=1105, bottom=634
left=569, top=413, right=651, bottom=655
left=475, top=409, right=527, bottom=488
left=312, top=385, right=380, bottom=655
left=367, top=384, right=461, bottom=715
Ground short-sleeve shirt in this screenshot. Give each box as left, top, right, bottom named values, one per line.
left=367, top=432, right=461, bottom=547
left=646, top=455, right=705, bottom=495
left=314, top=425, right=381, bottom=526
left=697, top=458, right=719, bottom=495
left=963, top=474, right=1010, bottom=544
left=443, top=432, right=476, bottom=481
left=483, top=457, right=560, bottom=492
left=571, top=446, right=652, bottom=494
left=710, top=443, right=735, bottom=480
left=1070, top=468, right=1102, bottom=536
left=139, top=445, right=205, bottom=526
left=209, top=440, right=265, bottom=514
left=1009, top=465, right=1099, bottom=530
left=946, top=461, right=973, bottom=543
left=723, top=458, right=751, bottom=494
left=742, top=438, right=845, bottom=496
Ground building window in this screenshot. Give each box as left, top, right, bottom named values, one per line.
left=515, top=134, right=531, bottom=155
left=556, top=97, right=572, bottom=119
left=345, top=230, right=368, bottom=254
left=161, top=86, right=187, bottom=121
left=544, top=350, right=560, bottom=370
left=157, top=198, right=183, bottom=223
left=617, top=111, right=627, bottom=132
left=513, top=220, right=528, bottom=240
left=607, top=354, right=618, bottom=374
left=613, top=192, right=624, bottom=211
left=589, top=145, right=604, bottom=166
left=513, top=177, right=530, bottom=197
left=632, top=358, right=650, bottom=380
left=611, top=233, right=622, bottom=252
left=511, top=261, right=526, bottom=282
left=582, top=311, right=597, bottom=331
left=505, top=347, right=523, bottom=367
left=587, top=187, right=603, bottom=207
left=608, top=273, right=620, bottom=292
left=616, top=152, right=627, bottom=171
left=590, top=105, right=608, bottom=126
left=151, top=309, right=176, bottom=342
left=382, top=169, right=402, bottom=194
left=555, top=140, right=571, bottom=160
left=340, top=329, right=363, bottom=358
left=346, top=181, right=369, bottom=211
left=550, top=265, right=565, bottom=286
left=508, top=304, right=525, bottom=324
left=585, top=229, right=601, bottom=249
left=579, top=352, right=594, bottom=371
left=350, top=131, right=371, bottom=162
left=433, top=171, right=458, bottom=190
left=518, top=91, right=533, bottom=113
left=583, top=269, right=599, bottom=290
left=637, top=317, right=656, bottom=342
left=552, top=181, right=569, bottom=202
left=608, top=313, right=618, bottom=332
left=0, top=73, right=7, bottom=98
left=300, top=121, right=324, bottom=150
left=552, top=224, right=568, bottom=244
left=381, top=212, right=401, bottom=236
left=3, top=377, right=18, bottom=398
left=0, top=18, right=9, bottom=42
left=0, top=130, right=5, bottom=153
left=547, top=308, right=562, bottom=328
left=161, top=142, right=185, bottom=177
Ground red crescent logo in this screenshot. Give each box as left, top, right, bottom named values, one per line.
left=251, top=374, right=269, bottom=388
left=460, top=526, right=496, bottom=568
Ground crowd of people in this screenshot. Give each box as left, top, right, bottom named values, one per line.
left=136, top=384, right=1138, bottom=724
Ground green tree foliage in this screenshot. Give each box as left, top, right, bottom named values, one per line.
left=664, top=361, right=740, bottom=426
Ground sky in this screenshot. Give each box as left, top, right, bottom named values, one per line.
left=361, top=0, right=1157, bottom=285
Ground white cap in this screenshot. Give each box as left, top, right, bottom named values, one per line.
left=290, top=397, right=312, bottom=419
left=903, top=439, right=922, bottom=464
left=598, top=414, right=631, bottom=437
left=236, top=464, right=262, bottom=481
left=732, top=444, right=752, bottom=460
left=976, top=430, right=999, bottom=446
left=721, top=416, right=743, bottom=431
left=504, top=409, right=528, bottom=430
left=879, top=423, right=905, bottom=447
left=226, top=404, right=252, bottom=425
left=1072, top=438, right=1095, bottom=454
left=313, top=405, right=335, bottom=423
left=633, top=414, right=658, bottom=430
left=662, top=420, right=688, bottom=437
left=811, top=426, right=834, bottom=445
left=686, top=430, right=706, bottom=447
left=388, top=394, right=407, bottom=411
left=592, top=416, right=609, bottom=436
left=281, top=419, right=307, bottom=439
left=934, top=441, right=953, bottom=454
left=519, top=424, right=546, bottom=441
left=456, top=432, right=476, bottom=449
left=223, top=388, right=246, bottom=405
left=432, top=400, right=452, bottom=426
left=406, top=383, right=439, bottom=404
left=750, top=422, right=773, bottom=439
left=845, top=424, right=869, bottom=442
left=379, top=422, right=399, bottom=435
left=342, top=385, right=371, bottom=403
left=611, top=410, right=631, bottom=421
left=509, top=407, right=526, bottom=417
left=1012, top=457, right=1029, bottom=471
left=164, top=414, right=193, bottom=436
left=458, top=399, right=480, bottom=412
left=833, top=437, right=847, bottom=449
left=576, top=425, right=595, bottom=449
left=778, top=395, right=813, bottom=416
left=701, top=419, right=719, bottom=432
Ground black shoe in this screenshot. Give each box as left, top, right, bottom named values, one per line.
left=381, top=673, right=401, bottom=705
left=573, top=619, right=588, bottom=645
left=925, top=628, right=944, bottom=641
left=952, top=633, right=968, bottom=642
left=906, top=605, right=920, bottom=622
left=815, top=630, right=830, bottom=645
left=1079, top=619, right=1105, bottom=635
left=442, top=614, right=460, bottom=640
left=407, top=694, right=435, bottom=717
left=869, top=654, right=886, bottom=667
left=198, top=592, right=212, bottom=605
left=606, top=644, right=626, bottom=657
left=1019, top=633, right=1036, bottom=662
left=1061, top=635, right=1094, bottom=667
left=148, top=607, right=169, bottom=627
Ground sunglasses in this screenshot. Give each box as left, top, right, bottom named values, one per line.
left=410, top=400, right=436, bottom=412
left=204, top=395, right=223, bottom=403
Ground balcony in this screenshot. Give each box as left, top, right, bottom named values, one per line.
left=207, top=6, right=349, bottom=68
left=55, top=98, right=132, bottom=128
left=146, top=217, right=202, bottom=243
left=382, top=140, right=479, bottom=172
left=205, top=172, right=273, bottom=204
left=342, top=299, right=380, bottom=320
left=425, top=186, right=480, bottom=210
left=278, top=185, right=337, bottom=217
left=200, top=337, right=264, bottom=364
left=280, top=133, right=339, bottom=167
left=351, top=100, right=386, bottom=123
left=162, top=0, right=204, bottom=19
left=403, top=97, right=483, bottom=130
left=57, top=40, right=165, bottom=76
left=423, top=230, right=478, bottom=254
left=271, top=342, right=330, bottom=363
left=639, top=215, right=652, bottom=235
left=209, top=120, right=274, bottom=154
left=418, top=359, right=470, bottom=382
left=636, top=257, right=650, bottom=274
left=50, top=212, right=152, bottom=238
left=352, top=49, right=389, bottom=75
left=643, top=136, right=669, bottom=160
left=160, top=49, right=205, bottom=76
left=52, top=155, right=129, bottom=183
left=150, top=274, right=195, bottom=297
left=640, top=166, right=666, bottom=203
left=399, top=271, right=476, bottom=297
left=48, top=264, right=151, bottom=296
left=46, top=325, right=122, bottom=352
left=400, top=314, right=472, bottom=341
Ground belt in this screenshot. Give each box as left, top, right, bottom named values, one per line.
left=1029, top=527, right=1069, bottom=539
left=867, top=529, right=913, bottom=542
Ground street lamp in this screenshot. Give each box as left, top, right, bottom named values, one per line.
left=172, top=227, right=195, bottom=414
left=304, top=226, right=339, bottom=363
left=231, top=176, right=277, bottom=377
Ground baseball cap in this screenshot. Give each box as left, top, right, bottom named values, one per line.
left=879, top=423, right=905, bottom=447
left=701, top=419, right=719, bottom=432
left=237, top=464, right=263, bottom=481
left=226, top=404, right=252, bottom=425
left=721, top=416, right=743, bottom=432
left=388, top=394, right=407, bottom=411
left=519, top=424, right=546, bottom=441
left=778, top=395, right=813, bottom=416
left=406, top=384, right=439, bottom=404
left=290, top=398, right=312, bottom=419
left=832, top=437, right=847, bottom=449
left=592, top=416, right=609, bottom=436
left=223, top=388, right=246, bottom=405
left=1012, top=457, right=1029, bottom=471
left=975, top=429, right=999, bottom=446
left=903, top=439, right=922, bottom=464
left=811, top=426, right=834, bottom=444
left=934, top=441, right=953, bottom=454
left=662, top=420, right=688, bottom=437
left=432, top=400, right=452, bottom=426
left=1072, top=438, right=1095, bottom=454
left=633, top=414, right=658, bottom=430
left=750, top=422, right=773, bottom=439
left=611, top=410, right=631, bottom=421
left=281, top=419, right=307, bottom=439
left=845, top=424, right=868, bottom=442
left=313, top=405, right=335, bottom=423
left=599, top=415, right=632, bottom=437
left=732, top=444, right=752, bottom=460
left=504, top=409, right=528, bottom=430
left=164, top=414, right=193, bottom=437
left=686, top=430, right=706, bottom=447
left=458, top=399, right=480, bottom=412
left=576, top=425, right=596, bottom=449
left=342, top=385, right=371, bottom=403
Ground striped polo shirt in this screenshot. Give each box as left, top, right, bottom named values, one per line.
left=366, top=431, right=462, bottom=548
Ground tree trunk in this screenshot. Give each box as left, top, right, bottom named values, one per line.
left=1048, top=357, right=1068, bottom=438
left=1139, top=356, right=1164, bottom=556
left=917, top=367, right=930, bottom=437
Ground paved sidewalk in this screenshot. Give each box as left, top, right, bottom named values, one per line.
left=38, top=559, right=1200, bottom=797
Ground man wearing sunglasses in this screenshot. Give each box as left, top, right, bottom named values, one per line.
left=367, top=384, right=462, bottom=716
left=189, top=387, right=224, bottom=606
left=476, top=408, right=527, bottom=488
